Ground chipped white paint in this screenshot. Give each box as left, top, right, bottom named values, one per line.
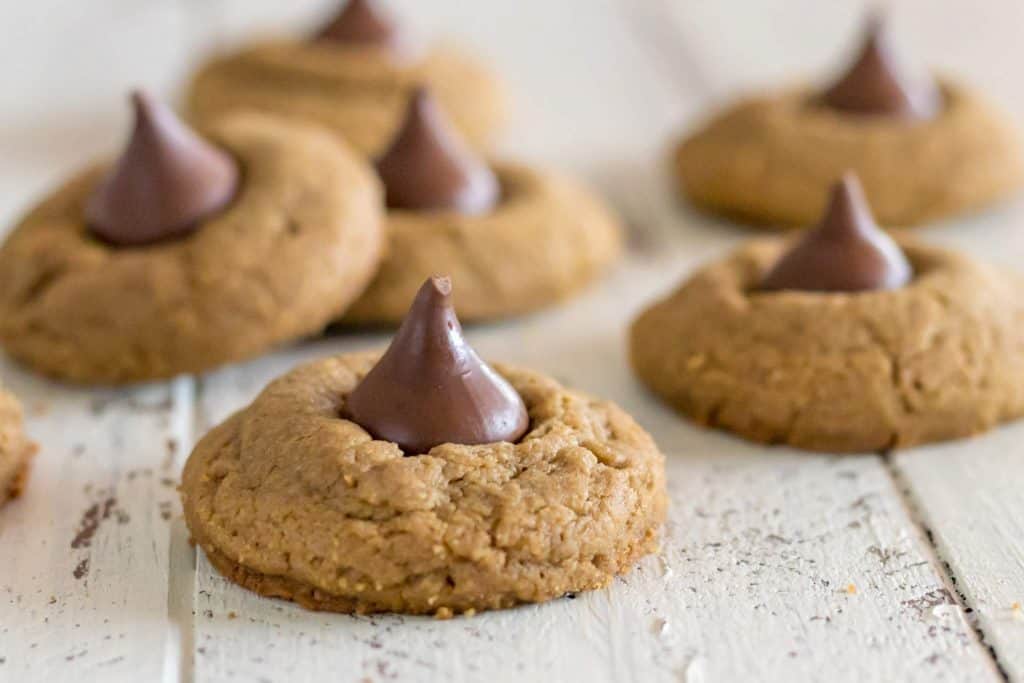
left=0, top=366, right=192, bottom=683
left=1, top=0, right=1023, bottom=682
left=894, top=431, right=1024, bottom=680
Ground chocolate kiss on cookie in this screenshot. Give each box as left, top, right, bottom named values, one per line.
left=347, top=275, right=529, bottom=453
left=375, top=87, right=500, bottom=214
left=821, top=16, right=940, bottom=119
left=86, top=91, right=238, bottom=246
left=315, top=0, right=405, bottom=52
left=760, top=172, right=912, bottom=292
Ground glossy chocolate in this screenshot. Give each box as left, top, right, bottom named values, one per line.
left=86, top=91, right=238, bottom=247
left=315, top=0, right=404, bottom=52
left=760, top=172, right=912, bottom=292
left=375, top=88, right=499, bottom=214
left=346, top=276, right=529, bottom=453
left=820, top=16, right=940, bottom=119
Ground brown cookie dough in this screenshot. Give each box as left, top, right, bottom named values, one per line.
left=181, top=352, right=667, bottom=616
left=0, top=113, right=383, bottom=383
left=187, top=41, right=506, bottom=158
left=344, top=163, right=623, bottom=324
left=0, top=386, right=35, bottom=508
left=630, top=239, right=1024, bottom=452
left=675, top=82, right=1024, bottom=227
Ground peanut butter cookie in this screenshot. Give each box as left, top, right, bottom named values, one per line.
left=344, top=88, right=622, bottom=324
left=183, top=277, right=666, bottom=616
left=0, top=97, right=382, bottom=383
left=674, top=18, right=1022, bottom=227
left=0, top=386, right=34, bottom=508
left=186, top=2, right=506, bottom=157
left=630, top=238, right=1024, bottom=452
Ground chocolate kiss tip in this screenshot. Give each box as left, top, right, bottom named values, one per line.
left=315, top=0, right=402, bottom=49
left=346, top=276, right=529, bottom=454
left=760, top=172, right=912, bottom=293
left=86, top=90, right=238, bottom=247
left=821, top=15, right=939, bottom=120
left=375, top=87, right=499, bottom=214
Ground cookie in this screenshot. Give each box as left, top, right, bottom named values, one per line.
left=182, top=277, right=667, bottom=616
left=0, top=386, right=35, bottom=508
left=186, top=3, right=506, bottom=157
left=674, top=18, right=1023, bottom=227
left=630, top=237, right=1024, bottom=452
left=343, top=88, right=622, bottom=324
left=0, top=96, right=383, bottom=383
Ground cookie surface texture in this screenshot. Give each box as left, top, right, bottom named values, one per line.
left=674, top=83, right=1023, bottom=227
left=0, top=113, right=383, bottom=383
left=0, top=386, right=34, bottom=508
left=187, top=42, right=506, bottom=157
left=630, top=239, right=1024, bottom=451
left=344, top=163, right=623, bottom=324
left=181, top=352, right=667, bottom=616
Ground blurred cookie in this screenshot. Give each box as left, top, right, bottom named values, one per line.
left=187, top=0, right=507, bottom=157
left=674, top=17, right=1022, bottom=227
left=0, top=92, right=382, bottom=383
left=345, top=89, right=622, bottom=324
left=0, top=386, right=34, bottom=508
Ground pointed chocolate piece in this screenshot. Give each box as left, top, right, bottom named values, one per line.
left=315, top=0, right=404, bottom=51
left=820, top=16, right=940, bottom=119
left=347, top=276, right=529, bottom=453
left=760, top=173, right=912, bottom=292
left=86, top=91, right=238, bottom=246
left=375, top=88, right=500, bottom=214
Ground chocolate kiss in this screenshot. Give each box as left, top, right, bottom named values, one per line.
left=760, top=173, right=912, bottom=293
left=820, top=16, right=940, bottom=119
left=86, top=91, right=238, bottom=246
left=346, top=276, right=529, bottom=453
left=375, top=88, right=500, bottom=214
left=315, top=0, right=404, bottom=50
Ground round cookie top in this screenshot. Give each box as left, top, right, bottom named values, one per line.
left=0, top=96, right=383, bottom=383
left=631, top=236, right=1024, bottom=452
left=182, top=278, right=667, bottom=616
left=186, top=1, right=506, bottom=157
left=674, top=16, right=1023, bottom=227
left=343, top=89, right=622, bottom=324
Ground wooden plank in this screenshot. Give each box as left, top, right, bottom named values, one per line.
left=893, top=430, right=1024, bottom=680
left=0, top=364, right=193, bottom=683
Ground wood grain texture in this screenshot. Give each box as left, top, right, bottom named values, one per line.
left=0, top=363, right=192, bottom=683
left=894, top=430, right=1024, bottom=681
left=0, top=0, right=1023, bottom=681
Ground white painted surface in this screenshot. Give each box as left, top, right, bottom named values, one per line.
left=0, top=365, right=192, bottom=683
left=0, top=1, right=1022, bottom=681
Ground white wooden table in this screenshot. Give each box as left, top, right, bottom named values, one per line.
left=2, top=1, right=1023, bottom=681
